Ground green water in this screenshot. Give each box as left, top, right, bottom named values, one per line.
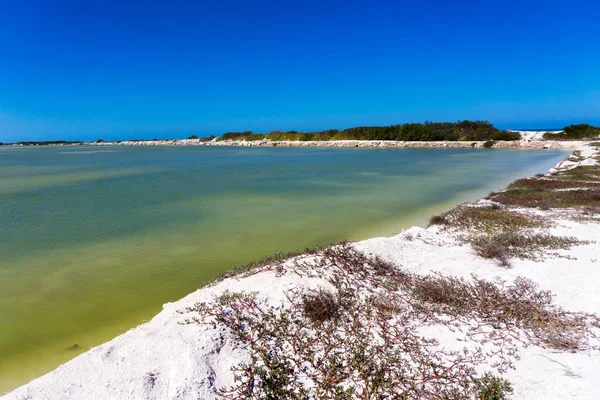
left=0, top=145, right=567, bottom=392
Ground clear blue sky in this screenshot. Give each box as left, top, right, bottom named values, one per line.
left=1, top=0, right=599, bottom=142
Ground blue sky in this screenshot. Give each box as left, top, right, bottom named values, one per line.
left=1, top=0, right=599, bottom=142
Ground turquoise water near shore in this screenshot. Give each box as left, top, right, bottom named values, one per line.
left=0, top=145, right=568, bottom=392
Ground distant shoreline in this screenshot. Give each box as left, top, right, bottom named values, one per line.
left=5, top=129, right=586, bottom=150
left=5, top=122, right=598, bottom=148
left=90, top=138, right=585, bottom=149
left=4, top=138, right=585, bottom=150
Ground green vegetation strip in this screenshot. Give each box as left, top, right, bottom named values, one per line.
left=217, top=120, right=521, bottom=142
left=543, top=124, right=600, bottom=141
left=487, top=164, right=600, bottom=211
left=4, top=122, right=599, bottom=145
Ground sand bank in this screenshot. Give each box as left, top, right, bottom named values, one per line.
left=89, top=131, right=586, bottom=150
left=95, top=138, right=583, bottom=150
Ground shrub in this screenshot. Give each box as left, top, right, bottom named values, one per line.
left=507, top=178, right=599, bottom=191
left=219, top=131, right=254, bottom=140
left=491, top=130, right=521, bottom=141
left=428, top=214, right=448, bottom=226
left=485, top=163, right=600, bottom=210
left=199, top=135, right=217, bottom=142
left=473, top=241, right=510, bottom=267
left=543, top=124, right=600, bottom=140
left=434, top=203, right=584, bottom=263
left=218, top=242, right=337, bottom=280
left=433, top=205, right=546, bottom=232
left=554, top=165, right=600, bottom=182
left=470, top=230, right=582, bottom=262
left=477, top=373, right=513, bottom=400
left=490, top=187, right=600, bottom=209
left=302, top=288, right=340, bottom=323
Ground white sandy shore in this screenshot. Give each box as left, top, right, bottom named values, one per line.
left=89, top=130, right=585, bottom=150
left=3, top=142, right=600, bottom=400
left=94, top=138, right=583, bottom=149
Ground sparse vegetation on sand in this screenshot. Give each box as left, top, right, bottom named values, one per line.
left=218, top=243, right=336, bottom=280
left=487, top=164, right=600, bottom=212
left=181, top=243, right=599, bottom=399
left=429, top=204, right=584, bottom=266
left=429, top=153, right=599, bottom=266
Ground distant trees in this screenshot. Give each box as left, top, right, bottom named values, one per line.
left=216, top=121, right=521, bottom=142
left=188, top=135, right=198, bottom=139
left=544, top=124, right=600, bottom=140
left=221, top=131, right=254, bottom=140
left=199, top=135, right=217, bottom=142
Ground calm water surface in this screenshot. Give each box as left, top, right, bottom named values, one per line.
left=0, top=145, right=568, bottom=392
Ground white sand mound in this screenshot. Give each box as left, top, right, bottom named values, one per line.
left=511, top=130, right=563, bottom=142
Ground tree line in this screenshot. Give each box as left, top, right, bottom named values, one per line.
left=543, top=124, right=600, bottom=140
left=216, top=121, right=521, bottom=142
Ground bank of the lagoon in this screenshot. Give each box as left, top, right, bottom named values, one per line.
left=94, top=137, right=581, bottom=149
left=0, top=145, right=573, bottom=394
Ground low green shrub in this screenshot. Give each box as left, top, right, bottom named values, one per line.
left=470, top=231, right=582, bottom=262
left=428, top=214, right=448, bottom=226
left=543, top=124, right=600, bottom=140
left=477, top=373, right=513, bottom=400
left=430, top=205, right=546, bottom=232
left=302, top=288, right=341, bottom=324
left=489, top=187, right=600, bottom=209
left=473, top=241, right=510, bottom=267
left=216, top=121, right=524, bottom=142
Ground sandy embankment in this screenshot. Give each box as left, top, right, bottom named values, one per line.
left=91, top=130, right=580, bottom=150
left=4, top=141, right=600, bottom=400
left=96, top=138, right=583, bottom=150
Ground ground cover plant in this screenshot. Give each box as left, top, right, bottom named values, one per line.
left=550, top=165, right=600, bottom=183
left=486, top=164, right=600, bottom=213
left=428, top=203, right=584, bottom=266
left=181, top=244, right=600, bottom=399
left=217, top=243, right=335, bottom=280
left=429, top=147, right=599, bottom=266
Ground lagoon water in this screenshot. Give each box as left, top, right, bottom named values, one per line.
left=0, top=145, right=567, bottom=392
